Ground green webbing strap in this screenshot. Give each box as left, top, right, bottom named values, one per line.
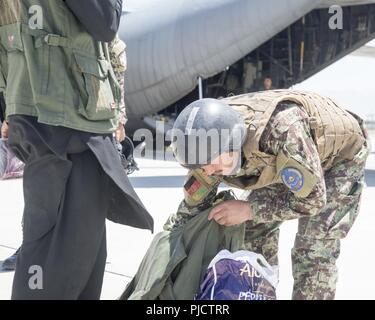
left=21, top=23, right=71, bottom=48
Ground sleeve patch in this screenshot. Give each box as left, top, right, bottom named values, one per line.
left=281, top=167, right=304, bottom=192
left=184, top=170, right=220, bottom=206
left=276, top=151, right=318, bottom=198
left=184, top=174, right=197, bottom=192
left=185, top=177, right=207, bottom=197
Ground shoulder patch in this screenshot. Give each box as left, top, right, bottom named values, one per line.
left=183, top=170, right=220, bottom=207
left=184, top=174, right=207, bottom=198
left=281, top=167, right=304, bottom=192
left=276, top=152, right=318, bottom=198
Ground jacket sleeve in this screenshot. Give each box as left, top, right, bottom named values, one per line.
left=163, top=169, right=221, bottom=231
left=64, top=0, right=123, bottom=42
left=249, top=106, right=327, bottom=224
left=108, top=36, right=127, bottom=125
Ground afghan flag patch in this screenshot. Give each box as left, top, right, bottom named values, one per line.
left=185, top=175, right=208, bottom=201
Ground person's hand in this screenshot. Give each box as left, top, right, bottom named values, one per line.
left=115, top=123, right=126, bottom=143
left=1, top=121, right=9, bottom=139
left=208, top=200, right=253, bottom=227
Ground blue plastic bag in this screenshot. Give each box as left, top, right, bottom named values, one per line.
left=196, top=250, right=278, bottom=300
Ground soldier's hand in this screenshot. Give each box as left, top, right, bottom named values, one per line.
left=115, top=123, right=126, bottom=143
left=208, top=200, right=253, bottom=227
left=1, top=121, right=9, bottom=139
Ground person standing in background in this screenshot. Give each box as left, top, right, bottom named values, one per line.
left=263, top=76, right=273, bottom=90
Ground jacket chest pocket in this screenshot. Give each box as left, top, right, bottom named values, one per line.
left=0, top=23, right=34, bottom=105
left=73, top=52, right=119, bottom=121
left=0, top=23, right=24, bottom=53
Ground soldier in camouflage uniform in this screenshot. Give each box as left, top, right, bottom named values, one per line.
left=166, top=90, right=370, bottom=300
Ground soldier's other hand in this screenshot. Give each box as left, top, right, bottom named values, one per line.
left=208, top=200, right=253, bottom=227
left=115, top=123, right=126, bottom=143
left=1, top=121, right=9, bottom=139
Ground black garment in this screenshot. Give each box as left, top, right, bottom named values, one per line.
left=8, top=115, right=153, bottom=230
left=8, top=115, right=153, bottom=299
left=64, top=0, right=123, bottom=42
left=0, top=93, right=5, bottom=123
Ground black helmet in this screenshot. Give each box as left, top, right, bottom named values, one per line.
left=170, top=98, right=247, bottom=169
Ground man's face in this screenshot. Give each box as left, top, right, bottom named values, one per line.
left=201, top=152, right=240, bottom=176
left=264, top=78, right=272, bottom=90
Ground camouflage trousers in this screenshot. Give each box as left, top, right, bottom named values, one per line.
left=244, top=143, right=370, bottom=300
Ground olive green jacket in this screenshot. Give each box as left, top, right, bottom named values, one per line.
left=120, top=191, right=245, bottom=300
left=0, top=0, right=121, bottom=134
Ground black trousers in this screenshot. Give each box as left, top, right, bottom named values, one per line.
left=7, top=116, right=127, bottom=299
